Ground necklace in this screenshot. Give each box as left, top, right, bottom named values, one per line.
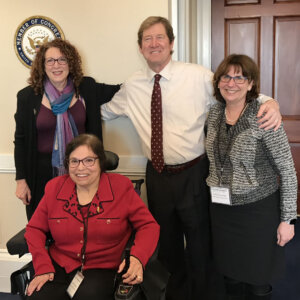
left=224, top=110, right=239, bottom=123
left=225, top=103, right=248, bottom=124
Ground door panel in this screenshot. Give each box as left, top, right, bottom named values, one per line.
left=275, top=0, right=300, bottom=3
left=212, top=0, right=300, bottom=213
left=226, top=0, right=260, bottom=5
left=273, top=16, right=300, bottom=115
left=225, top=18, right=260, bottom=64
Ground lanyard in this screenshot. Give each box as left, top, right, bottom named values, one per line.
left=216, top=122, right=232, bottom=185
left=79, top=203, right=91, bottom=272
left=216, top=104, right=248, bottom=184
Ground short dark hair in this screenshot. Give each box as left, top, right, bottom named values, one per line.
left=64, top=134, right=107, bottom=173
left=213, top=54, right=260, bottom=103
left=138, top=16, right=175, bottom=53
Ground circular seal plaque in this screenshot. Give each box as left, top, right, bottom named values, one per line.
left=14, top=16, right=65, bottom=68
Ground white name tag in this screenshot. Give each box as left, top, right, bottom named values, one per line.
left=210, top=186, right=231, bottom=205
left=67, top=271, right=84, bottom=298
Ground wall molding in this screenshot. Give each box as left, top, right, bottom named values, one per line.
left=0, top=154, right=15, bottom=174
left=112, top=155, right=147, bottom=176
left=0, top=154, right=147, bottom=176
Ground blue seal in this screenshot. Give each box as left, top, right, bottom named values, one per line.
left=14, top=16, right=65, bottom=68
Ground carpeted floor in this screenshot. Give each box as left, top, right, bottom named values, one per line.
left=0, top=293, right=20, bottom=300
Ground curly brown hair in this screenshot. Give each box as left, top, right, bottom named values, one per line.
left=213, top=54, right=260, bottom=104
left=28, top=39, right=83, bottom=95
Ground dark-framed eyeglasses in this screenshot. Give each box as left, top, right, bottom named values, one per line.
left=45, top=57, right=68, bottom=66
left=68, top=157, right=99, bottom=168
left=220, top=74, right=248, bottom=84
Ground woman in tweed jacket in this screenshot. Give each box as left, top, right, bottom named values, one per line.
left=206, top=54, right=297, bottom=300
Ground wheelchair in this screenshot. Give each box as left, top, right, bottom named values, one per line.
left=6, top=151, right=169, bottom=300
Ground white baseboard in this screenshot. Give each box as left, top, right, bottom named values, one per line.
left=0, top=249, right=31, bottom=293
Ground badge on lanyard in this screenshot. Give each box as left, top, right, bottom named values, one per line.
left=210, top=186, right=232, bottom=205
left=67, top=270, right=84, bottom=298
left=67, top=203, right=90, bottom=298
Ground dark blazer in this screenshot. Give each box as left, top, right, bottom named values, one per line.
left=14, top=76, right=120, bottom=192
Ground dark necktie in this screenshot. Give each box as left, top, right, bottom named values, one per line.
left=151, top=74, right=164, bottom=173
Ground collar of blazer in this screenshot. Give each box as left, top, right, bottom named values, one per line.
left=56, top=174, right=114, bottom=222
left=212, top=102, right=256, bottom=139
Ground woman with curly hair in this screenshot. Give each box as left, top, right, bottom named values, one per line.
left=14, top=38, right=120, bottom=220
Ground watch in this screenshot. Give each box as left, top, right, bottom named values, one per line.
left=285, top=218, right=297, bottom=225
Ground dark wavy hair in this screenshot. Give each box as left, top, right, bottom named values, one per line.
left=213, top=54, right=260, bottom=103
left=138, top=16, right=175, bottom=54
left=28, top=38, right=83, bottom=96
left=64, top=134, right=107, bottom=173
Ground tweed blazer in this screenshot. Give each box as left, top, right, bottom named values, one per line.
left=206, top=100, right=297, bottom=222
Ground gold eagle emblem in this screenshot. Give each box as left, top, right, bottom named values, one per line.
left=26, top=36, right=49, bottom=55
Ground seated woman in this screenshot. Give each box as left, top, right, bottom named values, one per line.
left=25, top=134, right=160, bottom=300
left=206, top=54, right=297, bottom=300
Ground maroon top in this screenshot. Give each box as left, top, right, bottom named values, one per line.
left=36, top=100, right=86, bottom=153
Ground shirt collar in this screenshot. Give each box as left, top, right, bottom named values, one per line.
left=145, top=59, right=173, bottom=82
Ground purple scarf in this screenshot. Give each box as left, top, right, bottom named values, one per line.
left=44, top=77, right=78, bottom=176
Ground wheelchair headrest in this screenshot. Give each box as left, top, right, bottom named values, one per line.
left=104, top=150, right=119, bottom=171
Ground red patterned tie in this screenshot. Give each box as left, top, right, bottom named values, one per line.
left=151, top=74, right=164, bottom=173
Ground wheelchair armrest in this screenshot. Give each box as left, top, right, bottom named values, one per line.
left=123, top=230, right=158, bottom=263
left=131, top=179, right=145, bottom=196
left=11, top=261, right=34, bottom=296
left=104, top=150, right=119, bottom=171
left=6, top=228, right=28, bottom=257
left=121, top=231, right=169, bottom=299
left=7, top=228, right=54, bottom=257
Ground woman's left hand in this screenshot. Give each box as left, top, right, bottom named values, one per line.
left=257, top=99, right=281, bottom=131
left=277, top=221, right=295, bottom=247
left=118, top=256, right=143, bottom=285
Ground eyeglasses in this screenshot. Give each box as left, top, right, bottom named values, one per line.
left=45, top=57, right=68, bottom=66
left=68, top=157, right=99, bottom=168
left=220, top=75, right=248, bottom=84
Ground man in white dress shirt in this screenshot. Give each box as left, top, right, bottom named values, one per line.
left=102, top=16, right=281, bottom=300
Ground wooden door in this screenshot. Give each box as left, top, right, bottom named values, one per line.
left=211, top=0, right=300, bottom=214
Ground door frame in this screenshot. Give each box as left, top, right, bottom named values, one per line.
left=169, top=0, right=212, bottom=68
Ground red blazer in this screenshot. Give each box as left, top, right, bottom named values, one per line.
left=25, top=173, right=159, bottom=276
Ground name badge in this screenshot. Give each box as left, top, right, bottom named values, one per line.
left=210, top=186, right=231, bottom=205
left=67, top=270, right=84, bottom=298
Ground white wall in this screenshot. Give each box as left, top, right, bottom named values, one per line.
left=0, top=0, right=168, bottom=291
